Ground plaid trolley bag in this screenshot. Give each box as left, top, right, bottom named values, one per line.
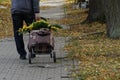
left=28, top=28, right=56, bottom=64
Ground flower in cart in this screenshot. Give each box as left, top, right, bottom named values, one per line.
left=18, top=20, right=63, bottom=34
left=32, top=20, right=50, bottom=30
left=18, top=25, right=30, bottom=34
left=51, top=26, right=59, bottom=31
left=49, top=24, right=62, bottom=31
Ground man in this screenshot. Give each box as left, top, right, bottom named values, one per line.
left=11, top=0, right=40, bottom=60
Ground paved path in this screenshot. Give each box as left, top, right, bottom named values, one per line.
left=0, top=0, right=76, bottom=80
left=0, top=37, right=74, bottom=80
left=40, top=0, right=65, bottom=19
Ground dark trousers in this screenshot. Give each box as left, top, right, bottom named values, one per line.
left=12, top=13, right=35, bottom=57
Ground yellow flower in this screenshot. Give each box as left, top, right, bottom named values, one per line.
left=18, top=20, right=63, bottom=34
left=51, top=26, right=60, bottom=31
left=29, top=24, right=33, bottom=30
left=23, top=25, right=27, bottom=29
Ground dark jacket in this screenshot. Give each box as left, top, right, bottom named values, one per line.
left=11, top=0, right=40, bottom=14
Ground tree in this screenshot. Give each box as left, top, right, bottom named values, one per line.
left=81, top=0, right=120, bottom=39
left=104, top=0, right=120, bottom=39
left=85, top=0, right=105, bottom=23
left=74, top=0, right=85, bottom=4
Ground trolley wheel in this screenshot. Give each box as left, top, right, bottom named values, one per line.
left=29, top=53, right=32, bottom=64
left=53, top=52, right=56, bottom=63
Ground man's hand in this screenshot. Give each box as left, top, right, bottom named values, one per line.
left=35, top=13, right=41, bottom=21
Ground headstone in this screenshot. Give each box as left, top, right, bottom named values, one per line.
left=80, top=2, right=87, bottom=8
left=73, top=3, right=80, bottom=9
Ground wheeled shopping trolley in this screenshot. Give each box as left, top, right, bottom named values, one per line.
left=28, top=28, right=56, bottom=64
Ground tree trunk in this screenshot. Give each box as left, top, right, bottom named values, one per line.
left=104, top=0, right=120, bottom=39
left=75, top=0, right=85, bottom=4
left=84, top=0, right=105, bottom=23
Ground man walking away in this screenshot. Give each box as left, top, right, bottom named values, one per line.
left=11, top=0, right=40, bottom=60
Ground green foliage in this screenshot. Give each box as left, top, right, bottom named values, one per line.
left=50, top=24, right=63, bottom=29
left=32, top=20, right=49, bottom=30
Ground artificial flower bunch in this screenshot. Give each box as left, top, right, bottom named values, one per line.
left=18, top=20, right=63, bottom=34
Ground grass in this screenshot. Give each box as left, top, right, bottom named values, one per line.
left=0, top=0, right=8, bottom=2
left=0, top=0, right=13, bottom=39
left=0, top=0, right=10, bottom=6
left=59, top=1, right=120, bottom=80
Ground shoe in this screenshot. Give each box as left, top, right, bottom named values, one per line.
left=20, top=56, right=26, bottom=60
left=31, top=54, right=36, bottom=58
